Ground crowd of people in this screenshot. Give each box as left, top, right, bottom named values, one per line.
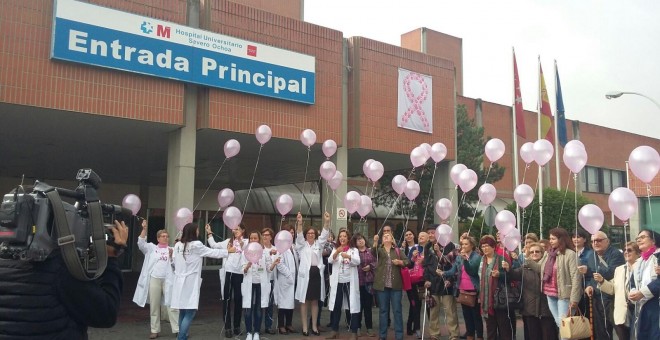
left=135, top=215, right=660, bottom=340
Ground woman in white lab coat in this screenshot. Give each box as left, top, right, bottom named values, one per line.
left=326, top=229, right=361, bottom=340
left=132, top=219, right=179, bottom=339
left=295, top=212, right=330, bottom=336
left=273, top=223, right=297, bottom=335
left=241, top=231, right=272, bottom=340
left=206, top=223, right=248, bottom=338
left=170, top=223, right=235, bottom=340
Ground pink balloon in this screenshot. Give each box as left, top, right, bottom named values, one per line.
left=319, top=161, right=337, bottom=181
left=244, top=242, right=264, bottom=264
left=485, top=138, right=506, bottom=163
left=450, top=164, right=467, bottom=186
left=532, top=139, right=554, bottom=166
left=410, top=146, right=427, bottom=168
left=300, top=129, right=317, bottom=147
left=122, top=194, right=141, bottom=215
left=430, top=143, right=447, bottom=163
left=629, top=146, right=660, bottom=183
left=217, top=188, right=235, bottom=208
left=391, top=175, right=407, bottom=195
left=255, top=125, right=272, bottom=145
left=458, top=169, right=478, bottom=193
left=174, top=207, right=193, bottom=231
left=578, top=204, right=604, bottom=235
left=328, top=170, right=343, bottom=191
left=357, top=195, right=373, bottom=218
left=367, top=161, right=385, bottom=182
left=362, top=159, right=374, bottom=178
left=608, top=187, right=638, bottom=221
left=274, top=230, right=293, bottom=254
left=344, top=191, right=361, bottom=214
left=420, top=143, right=432, bottom=160
left=565, top=140, right=585, bottom=150
left=404, top=180, right=421, bottom=200
left=435, top=224, right=453, bottom=247
left=224, top=139, right=240, bottom=158
left=435, top=198, right=452, bottom=220
left=563, top=144, right=588, bottom=173
left=478, top=184, right=497, bottom=205
left=276, top=194, right=293, bottom=216
left=222, top=206, right=242, bottom=230
left=513, top=184, right=534, bottom=208
left=503, top=231, right=521, bottom=252
left=495, top=210, right=516, bottom=236
left=322, top=139, right=337, bottom=158
left=520, top=142, right=535, bottom=164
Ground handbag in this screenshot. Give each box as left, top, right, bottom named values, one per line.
left=394, top=248, right=412, bottom=291
left=409, top=262, right=424, bottom=284
left=493, top=280, right=522, bottom=310
left=559, top=306, right=592, bottom=339
left=457, top=290, right=477, bottom=307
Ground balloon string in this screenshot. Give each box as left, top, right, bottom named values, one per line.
left=243, top=144, right=263, bottom=216
left=468, top=200, right=481, bottom=236
left=209, top=206, right=222, bottom=223
left=452, top=192, right=466, bottom=227
left=323, top=181, right=330, bottom=214
left=420, top=163, right=438, bottom=230
left=521, top=163, right=530, bottom=185
left=192, top=158, right=227, bottom=212
left=524, top=175, right=541, bottom=236
left=469, top=164, right=494, bottom=235
left=555, top=169, right=574, bottom=228
left=400, top=200, right=412, bottom=245
left=647, top=184, right=654, bottom=223
left=377, top=193, right=403, bottom=236
left=278, top=216, right=284, bottom=231
left=298, top=147, right=311, bottom=214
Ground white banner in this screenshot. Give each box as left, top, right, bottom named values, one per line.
left=397, top=68, right=433, bottom=133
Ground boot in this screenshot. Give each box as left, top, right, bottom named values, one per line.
left=325, top=331, right=338, bottom=339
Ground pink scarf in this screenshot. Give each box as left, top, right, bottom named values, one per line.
left=642, top=246, right=657, bottom=261
left=158, top=243, right=168, bottom=248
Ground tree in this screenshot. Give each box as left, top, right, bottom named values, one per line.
left=371, top=104, right=505, bottom=232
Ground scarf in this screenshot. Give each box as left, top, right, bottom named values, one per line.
left=479, top=255, right=499, bottom=316
left=157, top=243, right=168, bottom=248
left=543, top=248, right=558, bottom=283
left=642, top=246, right=657, bottom=261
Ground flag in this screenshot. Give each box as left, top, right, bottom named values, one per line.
left=513, top=52, right=526, bottom=138
left=539, top=64, right=554, bottom=143
left=555, top=64, right=568, bottom=147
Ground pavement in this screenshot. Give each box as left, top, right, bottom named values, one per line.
left=88, top=271, right=526, bottom=340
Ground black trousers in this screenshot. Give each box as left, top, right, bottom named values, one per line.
left=485, top=312, right=513, bottom=340
left=357, top=284, right=374, bottom=330
left=461, top=302, right=483, bottom=338
left=406, top=284, right=422, bottom=332
left=329, top=282, right=359, bottom=333
left=592, top=295, right=614, bottom=340
left=277, top=309, right=293, bottom=328
left=223, top=272, right=244, bottom=331
left=523, top=315, right=557, bottom=340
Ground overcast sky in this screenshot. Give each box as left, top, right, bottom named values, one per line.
left=305, top=0, right=660, bottom=140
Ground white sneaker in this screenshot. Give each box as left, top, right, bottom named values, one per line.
left=246, top=333, right=253, bottom=340
left=253, top=333, right=260, bottom=340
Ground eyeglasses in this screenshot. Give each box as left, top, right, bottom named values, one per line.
left=591, top=238, right=607, bottom=243
left=159, top=235, right=169, bottom=238
left=636, top=234, right=650, bottom=241
left=529, top=250, right=542, bottom=254
left=624, top=248, right=635, bottom=253
left=263, top=234, right=271, bottom=237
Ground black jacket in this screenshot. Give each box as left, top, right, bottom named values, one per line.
left=0, top=250, right=123, bottom=339
left=422, top=242, right=457, bottom=296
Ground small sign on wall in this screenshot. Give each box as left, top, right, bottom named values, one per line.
left=337, top=208, right=347, bottom=221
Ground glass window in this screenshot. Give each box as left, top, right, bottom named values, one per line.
left=587, top=167, right=599, bottom=192
left=603, top=169, right=612, bottom=193
left=612, top=170, right=624, bottom=189
left=580, top=170, right=588, bottom=192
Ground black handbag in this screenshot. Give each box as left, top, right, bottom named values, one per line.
left=493, top=281, right=522, bottom=310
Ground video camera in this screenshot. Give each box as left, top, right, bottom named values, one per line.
left=0, top=169, right=134, bottom=268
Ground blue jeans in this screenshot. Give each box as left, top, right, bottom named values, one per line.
left=547, top=296, right=570, bottom=339
left=244, top=284, right=262, bottom=334
left=377, top=288, right=403, bottom=340
left=265, top=280, right=274, bottom=330
left=177, top=309, right=197, bottom=340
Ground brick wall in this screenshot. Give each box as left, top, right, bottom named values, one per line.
left=0, top=0, right=185, bottom=124
left=227, top=0, right=302, bottom=20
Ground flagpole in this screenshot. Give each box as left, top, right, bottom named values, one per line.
left=512, top=47, right=521, bottom=232
left=554, top=60, right=561, bottom=189
left=538, top=56, right=544, bottom=238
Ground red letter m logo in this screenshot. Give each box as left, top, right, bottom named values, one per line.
left=156, top=25, right=171, bottom=38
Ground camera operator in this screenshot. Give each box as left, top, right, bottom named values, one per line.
left=0, top=219, right=128, bottom=339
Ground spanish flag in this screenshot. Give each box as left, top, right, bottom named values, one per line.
left=539, top=63, right=554, bottom=143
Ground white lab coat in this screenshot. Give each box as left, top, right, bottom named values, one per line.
left=208, top=237, right=247, bottom=299
left=170, top=240, right=228, bottom=310
left=132, top=236, right=175, bottom=307
left=240, top=249, right=272, bottom=308
left=294, top=228, right=329, bottom=303
left=327, top=247, right=361, bottom=314
left=274, top=248, right=296, bottom=309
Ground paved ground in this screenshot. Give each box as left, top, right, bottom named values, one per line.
left=88, top=271, right=526, bottom=340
